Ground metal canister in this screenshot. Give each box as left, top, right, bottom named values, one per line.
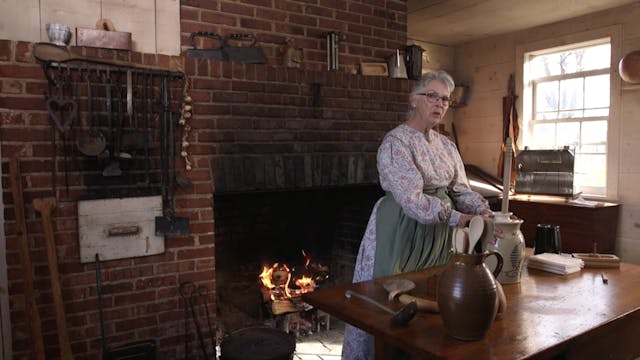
left=326, top=32, right=340, bottom=71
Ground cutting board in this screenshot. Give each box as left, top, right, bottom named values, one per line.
left=78, top=196, right=164, bottom=263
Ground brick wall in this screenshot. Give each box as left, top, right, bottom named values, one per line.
left=1, top=1, right=409, bottom=358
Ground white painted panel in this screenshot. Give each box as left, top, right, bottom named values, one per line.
left=78, top=196, right=164, bottom=263
left=156, top=0, right=180, bottom=55
left=0, top=0, right=40, bottom=42
left=102, top=0, right=155, bottom=53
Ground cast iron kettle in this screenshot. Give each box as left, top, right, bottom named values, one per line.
left=437, top=250, right=503, bottom=341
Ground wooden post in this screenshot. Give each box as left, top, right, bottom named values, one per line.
left=9, top=157, right=45, bottom=360
left=32, top=197, right=73, bottom=360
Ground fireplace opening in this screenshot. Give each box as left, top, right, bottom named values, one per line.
left=214, top=185, right=383, bottom=336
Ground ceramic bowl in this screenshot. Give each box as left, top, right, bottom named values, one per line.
left=46, top=23, right=72, bottom=46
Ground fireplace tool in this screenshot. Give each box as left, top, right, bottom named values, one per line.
left=344, top=290, right=417, bottom=326
left=95, top=254, right=156, bottom=359
left=179, top=281, right=216, bottom=359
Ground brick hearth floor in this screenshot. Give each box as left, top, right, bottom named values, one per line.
left=293, top=319, right=345, bottom=360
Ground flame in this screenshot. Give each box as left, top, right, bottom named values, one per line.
left=295, top=275, right=316, bottom=293
left=259, top=263, right=294, bottom=300
left=259, top=255, right=322, bottom=300
left=302, top=249, right=312, bottom=268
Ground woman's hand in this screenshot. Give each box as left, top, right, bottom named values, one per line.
left=456, top=213, right=474, bottom=227
left=480, top=208, right=494, bottom=218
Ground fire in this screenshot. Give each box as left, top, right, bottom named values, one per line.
left=295, top=275, right=316, bottom=293
left=259, top=263, right=292, bottom=300
left=258, top=251, right=328, bottom=302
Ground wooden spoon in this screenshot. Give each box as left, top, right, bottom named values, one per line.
left=454, top=228, right=468, bottom=254
left=383, top=279, right=416, bottom=301
left=468, top=215, right=485, bottom=253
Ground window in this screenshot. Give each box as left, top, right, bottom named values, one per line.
left=523, top=39, right=612, bottom=197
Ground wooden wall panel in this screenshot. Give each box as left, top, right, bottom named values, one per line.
left=155, top=0, right=180, bottom=55
left=0, top=0, right=40, bottom=42
left=102, top=0, right=155, bottom=53
left=0, top=0, right=180, bottom=55
left=40, top=0, right=100, bottom=45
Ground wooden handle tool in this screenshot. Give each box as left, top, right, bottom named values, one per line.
left=33, top=197, right=73, bottom=360
left=10, top=158, right=46, bottom=360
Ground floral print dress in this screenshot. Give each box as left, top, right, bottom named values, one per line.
left=341, top=124, right=490, bottom=360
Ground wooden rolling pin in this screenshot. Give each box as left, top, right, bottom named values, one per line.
left=33, top=197, right=73, bottom=360
left=10, top=157, right=45, bottom=360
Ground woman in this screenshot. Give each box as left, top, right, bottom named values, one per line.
left=342, top=70, right=493, bottom=360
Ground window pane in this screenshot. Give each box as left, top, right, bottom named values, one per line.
left=557, top=122, right=580, bottom=147
left=530, top=54, right=561, bottom=78
left=585, top=74, right=610, bottom=108
left=536, top=81, right=558, bottom=112
left=581, top=43, right=611, bottom=71
left=574, top=154, right=606, bottom=188
left=559, top=78, right=583, bottom=110
left=584, top=108, right=609, bottom=117
left=581, top=120, right=607, bottom=144
left=537, top=112, right=558, bottom=120
left=580, top=144, right=607, bottom=153
left=530, top=42, right=611, bottom=79
left=558, top=110, right=582, bottom=118
left=533, top=123, right=556, bottom=148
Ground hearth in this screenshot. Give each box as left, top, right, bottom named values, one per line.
left=214, top=186, right=383, bottom=335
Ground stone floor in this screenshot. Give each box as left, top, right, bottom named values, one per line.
left=293, top=319, right=345, bottom=360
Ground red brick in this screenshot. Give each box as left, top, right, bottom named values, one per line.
left=289, top=13, right=318, bottom=27
left=0, top=40, right=11, bottom=61
left=15, top=42, right=32, bottom=63
left=220, top=2, right=254, bottom=16
left=201, top=11, right=236, bottom=25
left=256, top=8, right=288, bottom=22
left=181, top=0, right=219, bottom=11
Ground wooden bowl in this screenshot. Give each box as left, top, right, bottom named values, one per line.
left=619, top=50, right=640, bottom=84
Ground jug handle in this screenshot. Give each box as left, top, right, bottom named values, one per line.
left=485, top=251, right=503, bottom=278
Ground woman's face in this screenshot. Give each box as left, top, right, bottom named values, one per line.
left=412, top=80, right=451, bottom=128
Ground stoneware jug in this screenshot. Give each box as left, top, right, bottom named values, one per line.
left=486, top=212, right=525, bottom=284
left=437, top=250, right=503, bottom=341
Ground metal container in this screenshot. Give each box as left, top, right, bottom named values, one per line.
left=515, top=147, right=575, bottom=196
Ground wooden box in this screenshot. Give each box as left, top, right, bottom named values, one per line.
left=77, top=196, right=164, bottom=263
left=76, top=27, right=131, bottom=50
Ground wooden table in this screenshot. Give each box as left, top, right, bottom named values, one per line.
left=302, top=251, right=640, bottom=359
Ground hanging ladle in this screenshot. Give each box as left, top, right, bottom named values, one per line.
left=77, top=68, right=106, bottom=156
left=344, top=290, right=417, bottom=326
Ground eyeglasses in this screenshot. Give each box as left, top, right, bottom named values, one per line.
left=417, top=92, right=450, bottom=106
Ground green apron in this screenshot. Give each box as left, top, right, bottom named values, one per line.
left=370, top=188, right=455, bottom=359
left=373, top=187, right=454, bottom=279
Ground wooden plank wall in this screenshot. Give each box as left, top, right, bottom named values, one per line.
left=0, top=0, right=179, bottom=55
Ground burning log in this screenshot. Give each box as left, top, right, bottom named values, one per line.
left=258, top=251, right=329, bottom=315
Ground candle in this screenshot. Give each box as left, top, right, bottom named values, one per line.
left=501, top=137, right=513, bottom=214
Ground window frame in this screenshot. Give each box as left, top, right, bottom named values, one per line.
left=515, top=25, right=622, bottom=200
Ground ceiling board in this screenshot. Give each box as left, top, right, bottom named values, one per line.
left=408, top=0, right=638, bottom=45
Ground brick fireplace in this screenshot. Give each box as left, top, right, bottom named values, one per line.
left=1, top=1, right=412, bottom=358
left=206, top=68, right=412, bottom=333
